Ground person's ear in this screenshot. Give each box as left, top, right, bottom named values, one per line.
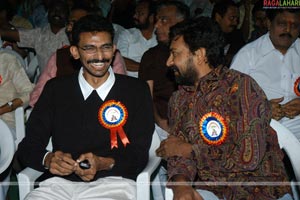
left=112, top=44, right=116, bottom=54
left=70, top=46, right=80, bottom=59
left=215, top=13, right=222, bottom=24
left=194, top=47, right=207, bottom=65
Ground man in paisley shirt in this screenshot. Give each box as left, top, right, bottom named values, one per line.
left=156, top=17, right=292, bottom=200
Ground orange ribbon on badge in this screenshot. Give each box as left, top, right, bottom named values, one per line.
left=98, top=100, right=130, bottom=149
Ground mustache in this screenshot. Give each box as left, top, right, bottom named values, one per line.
left=170, top=66, right=177, bottom=71
left=87, top=59, right=110, bottom=64
left=279, top=33, right=292, bottom=38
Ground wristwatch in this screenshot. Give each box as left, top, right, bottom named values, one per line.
left=109, top=163, right=115, bottom=170
left=7, top=101, right=13, bottom=108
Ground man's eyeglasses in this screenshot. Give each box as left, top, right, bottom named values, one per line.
left=78, top=44, right=113, bottom=54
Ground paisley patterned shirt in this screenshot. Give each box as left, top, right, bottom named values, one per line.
left=167, top=66, right=291, bottom=199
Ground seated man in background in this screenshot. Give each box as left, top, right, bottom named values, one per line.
left=139, top=0, right=190, bottom=139
left=247, top=0, right=268, bottom=42
left=156, top=17, right=292, bottom=199
left=17, top=14, right=154, bottom=199
left=117, top=0, right=157, bottom=77
left=0, top=50, right=34, bottom=137
left=231, top=9, right=300, bottom=140
left=212, top=0, right=245, bottom=66
left=0, top=0, right=70, bottom=74
left=29, top=6, right=127, bottom=107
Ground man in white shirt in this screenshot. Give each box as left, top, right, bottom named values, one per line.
left=0, top=0, right=70, bottom=74
left=117, top=0, right=157, bottom=77
left=231, top=9, right=300, bottom=140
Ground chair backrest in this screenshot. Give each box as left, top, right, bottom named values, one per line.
left=0, top=119, right=15, bottom=174
left=149, top=130, right=161, bottom=158
left=270, top=119, right=300, bottom=183
left=136, top=130, right=162, bottom=200
left=25, top=55, right=39, bottom=83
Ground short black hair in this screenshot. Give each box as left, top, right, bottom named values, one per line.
left=169, top=17, right=225, bottom=68
left=137, top=0, right=157, bottom=16
left=71, top=14, right=114, bottom=46
left=212, top=0, right=238, bottom=20
left=266, top=9, right=300, bottom=22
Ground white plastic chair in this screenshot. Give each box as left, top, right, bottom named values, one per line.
left=25, top=54, right=39, bottom=83
left=15, top=107, right=26, bottom=148
left=15, top=107, right=33, bottom=148
left=0, top=119, right=15, bottom=199
left=17, top=130, right=161, bottom=200
left=270, top=119, right=300, bottom=200
left=165, top=119, right=300, bottom=200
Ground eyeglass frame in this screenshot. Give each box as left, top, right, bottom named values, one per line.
left=77, top=43, right=114, bottom=54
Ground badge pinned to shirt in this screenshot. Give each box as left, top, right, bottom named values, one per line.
left=98, top=100, right=130, bottom=149
left=199, top=112, right=228, bottom=145
left=294, top=77, right=300, bottom=96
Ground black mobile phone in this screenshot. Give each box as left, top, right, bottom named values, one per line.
left=79, top=160, right=91, bottom=169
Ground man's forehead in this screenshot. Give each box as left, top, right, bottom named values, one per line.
left=225, top=6, right=239, bottom=15
left=79, top=32, right=112, bottom=41
left=170, top=35, right=185, bottom=49
left=274, top=11, right=300, bottom=21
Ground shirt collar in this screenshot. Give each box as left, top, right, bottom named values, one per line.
left=78, top=67, right=115, bottom=100
left=261, top=32, right=300, bottom=56
left=261, top=32, right=276, bottom=56
left=180, top=65, right=226, bottom=94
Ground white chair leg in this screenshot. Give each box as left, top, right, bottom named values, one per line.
left=152, top=166, right=167, bottom=200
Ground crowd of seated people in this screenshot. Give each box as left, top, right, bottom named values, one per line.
left=0, top=0, right=300, bottom=199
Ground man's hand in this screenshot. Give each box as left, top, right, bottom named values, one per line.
left=156, top=135, right=192, bottom=159
left=270, top=97, right=284, bottom=120
left=75, top=153, right=115, bottom=182
left=282, top=98, right=300, bottom=119
left=169, top=175, right=203, bottom=200
left=46, top=151, right=77, bottom=176
left=172, top=185, right=204, bottom=200
left=75, top=153, right=99, bottom=181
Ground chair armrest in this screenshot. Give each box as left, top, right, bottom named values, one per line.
left=165, top=187, right=173, bottom=200
left=136, top=154, right=161, bottom=200
left=15, top=106, right=25, bottom=147
left=17, top=167, right=43, bottom=200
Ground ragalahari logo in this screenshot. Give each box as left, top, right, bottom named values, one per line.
left=264, top=0, right=300, bottom=8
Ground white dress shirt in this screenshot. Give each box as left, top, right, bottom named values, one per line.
left=231, top=33, right=300, bottom=140
left=117, top=28, right=157, bottom=78
left=78, top=67, right=115, bottom=101
left=18, top=24, right=69, bottom=73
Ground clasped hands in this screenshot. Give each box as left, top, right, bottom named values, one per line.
left=271, top=97, right=300, bottom=120
left=156, top=135, right=192, bottom=159
left=45, top=151, right=113, bottom=182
